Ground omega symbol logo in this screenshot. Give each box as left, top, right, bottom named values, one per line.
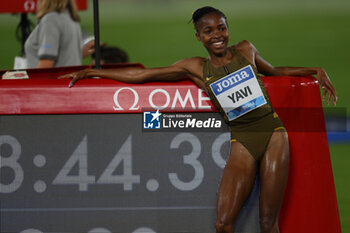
left=113, top=87, right=140, bottom=111
left=24, top=0, right=36, bottom=11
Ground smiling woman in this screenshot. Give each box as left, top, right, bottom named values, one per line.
left=192, top=6, right=228, bottom=57
left=59, top=6, right=337, bottom=233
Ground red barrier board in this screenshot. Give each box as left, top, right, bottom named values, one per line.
left=264, top=76, right=342, bottom=233
left=0, top=65, right=341, bottom=232
left=0, top=64, right=215, bottom=115
left=0, top=0, right=87, bottom=14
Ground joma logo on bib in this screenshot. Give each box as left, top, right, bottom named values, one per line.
left=209, top=65, right=267, bottom=121
left=214, top=70, right=250, bottom=94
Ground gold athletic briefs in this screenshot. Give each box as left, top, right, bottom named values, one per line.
left=203, top=46, right=285, bottom=161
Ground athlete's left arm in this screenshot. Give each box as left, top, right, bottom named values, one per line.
left=253, top=46, right=337, bottom=106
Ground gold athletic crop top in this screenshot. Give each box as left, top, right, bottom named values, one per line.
left=203, top=46, right=273, bottom=125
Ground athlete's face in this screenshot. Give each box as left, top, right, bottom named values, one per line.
left=195, top=12, right=229, bottom=56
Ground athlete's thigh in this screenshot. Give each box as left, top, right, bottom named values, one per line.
left=259, top=130, right=289, bottom=219
left=216, top=141, right=258, bottom=223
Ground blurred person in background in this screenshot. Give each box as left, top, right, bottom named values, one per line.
left=92, top=44, right=129, bottom=65
left=24, top=0, right=94, bottom=68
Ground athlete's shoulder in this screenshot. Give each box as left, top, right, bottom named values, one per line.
left=170, top=57, right=205, bottom=80
left=232, top=40, right=257, bottom=52
left=172, top=57, right=205, bottom=71
left=174, top=56, right=205, bottom=65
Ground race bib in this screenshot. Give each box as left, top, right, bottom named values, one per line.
left=209, top=65, right=267, bottom=121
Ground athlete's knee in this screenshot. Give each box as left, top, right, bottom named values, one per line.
left=215, top=219, right=234, bottom=233
left=259, top=213, right=278, bottom=232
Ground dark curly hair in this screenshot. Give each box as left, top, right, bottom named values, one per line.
left=92, top=44, right=129, bottom=64
left=191, top=6, right=227, bottom=32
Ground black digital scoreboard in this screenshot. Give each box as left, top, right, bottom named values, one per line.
left=0, top=114, right=260, bottom=233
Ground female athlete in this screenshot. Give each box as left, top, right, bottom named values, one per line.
left=59, top=6, right=337, bottom=233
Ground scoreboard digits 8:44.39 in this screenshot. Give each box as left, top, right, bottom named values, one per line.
left=1, top=114, right=262, bottom=233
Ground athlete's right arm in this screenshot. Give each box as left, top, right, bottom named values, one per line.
left=58, top=57, right=204, bottom=88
